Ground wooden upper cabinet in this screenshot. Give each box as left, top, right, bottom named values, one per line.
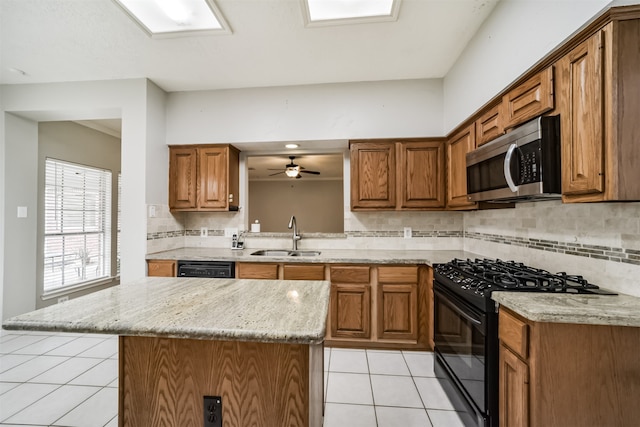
left=350, top=142, right=396, bottom=210
left=350, top=140, right=445, bottom=211
left=476, top=102, right=504, bottom=146
left=558, top=20, right=640, bottom=202
left=398, top=141, right=445, bottom=209
left=503, top=66, right=554, bottom=130
left=558, top=29, right=605, bottom=197
left=169, top=144, right=240, bottom=212
left=168, top=148, right=197, bottom=209
left=446, top=124, right=477, bottom=210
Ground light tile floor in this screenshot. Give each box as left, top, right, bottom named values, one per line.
left=0, top=330, right=469, bottom=426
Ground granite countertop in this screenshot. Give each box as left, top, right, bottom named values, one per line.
left=146, top=247, right=483, bottom=266
left=2, top=277, right=330, bottom=345
left=492, top=292, right=640, bottom=327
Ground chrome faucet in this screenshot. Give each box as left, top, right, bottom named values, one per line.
left=288, top=215, right=302, bottom=250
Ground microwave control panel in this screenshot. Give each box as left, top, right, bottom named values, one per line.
left=517, top=142, right=541, bottom=185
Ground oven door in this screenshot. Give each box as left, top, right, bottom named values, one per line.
left=434, top=283, right=497, bottom=427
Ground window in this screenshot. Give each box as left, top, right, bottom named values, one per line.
left=43, top=159, right=112, bottom=292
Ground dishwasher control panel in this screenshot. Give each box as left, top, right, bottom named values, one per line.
left=177, top=261, right=235, bottom=278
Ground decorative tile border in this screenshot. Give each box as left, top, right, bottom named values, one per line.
left=147, top=230, right=185, bottom=240
left=465, top=231, right=640, bottom=266
left=345, top=230, right=464, bottom=238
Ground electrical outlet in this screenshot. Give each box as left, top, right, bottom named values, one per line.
left=404, top=227, right=412, bottom=239
left=203, top=396, right=222, bottom=427
left=224, top=227, right=238, bottom=238
left=58, top=296, right=69, bottom=304
left=200, top=227, right=207, bottom=237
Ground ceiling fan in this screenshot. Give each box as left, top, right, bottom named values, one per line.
left=269, top=156, right=321, bottom=179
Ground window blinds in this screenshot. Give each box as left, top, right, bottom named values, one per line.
left=43, top=158, right=112, bottom=292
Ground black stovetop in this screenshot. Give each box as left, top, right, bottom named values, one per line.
left=434, top=258, right=616, bottom=311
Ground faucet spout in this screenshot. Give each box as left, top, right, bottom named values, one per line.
left=288, top=215, right=302, bottom=250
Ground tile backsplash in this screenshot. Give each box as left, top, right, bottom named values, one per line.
left=147, top=200, right=640, bottom=296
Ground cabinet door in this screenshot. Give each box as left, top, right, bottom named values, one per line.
left=237, top=263, right=278, bottom=279
left=446, top=124, right=476, bottom=209
left=283, top=264, right=325, bottom=280
left=350, top=142, right=396, bottom=210
left=147, top=260, right=176, bottom=277
left=398, top=141, right=445, bottom=209
left=558, top=30, right=605, bottom=197
left=503, top=66, right=554, bottom=129
left=330, top=284, right=371, bottom=339
left=378, top=267, right=418, bottom=341
left=169, top=147, right=197, bottom=210
left=499, top=345, right=529, bottom=427
left=199, top=147, right=229, bottom=210
left=476, top=102, right=504, bottom=146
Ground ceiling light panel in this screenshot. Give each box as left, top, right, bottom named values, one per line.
left=113, top=0, right=231, bottom=38
left=302, top=0, right=400, bottom=26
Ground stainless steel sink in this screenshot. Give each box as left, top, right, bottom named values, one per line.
left=250, top=250, right=321, bottom=257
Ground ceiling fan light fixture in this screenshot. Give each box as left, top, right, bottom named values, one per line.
left=285, top=166, right=300, bottom=178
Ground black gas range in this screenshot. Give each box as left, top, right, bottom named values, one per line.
left=432, top=258, right=616, bottom=427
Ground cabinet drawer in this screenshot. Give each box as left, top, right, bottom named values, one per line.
left=378, top=266, right=418, bottom=284
left=237, top=263, right=278, bottom=279
left=283, top=264, right=325, bottom=280
left=499, top=309, right=529, bottom=359
left=330, top=266, right=370, bottom=283
left=147, top=260, right=176, bottom=277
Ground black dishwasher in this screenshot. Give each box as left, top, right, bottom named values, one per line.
left=176, top=260, right=235, bottom=278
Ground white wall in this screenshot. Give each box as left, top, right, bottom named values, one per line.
left=0, top=79, right=167, bottom=319
left=443, top=0, right=611, bottom=132
left=166, top=79, right=444, bottom=145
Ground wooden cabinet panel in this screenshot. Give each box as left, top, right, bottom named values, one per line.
left=377, top=283, right=417, bottom=341
left=378, top=266, right=418, bottom=284
left=198, top=147, right=228, bottom=209
left=329, top=266, right=370, bottom=283
left=446, top=124, right=476, bottom=210
left=168, top=148, right=197, bottom=209
left=398, top=141, right=445, bottom=209
left=283, top=264, right=325, bottom=280
left=147, top=260, right=176, bottom=277
left=350, top=142, right=396, bottom=210
left=330, top=284, right=371, bottom=339
left=237, top=263, right=278, bottom=279
left=499, top=344, right=529, bottom=427
left=476, top=102, right=504, bottom=146
left=503, top=67, right=554, bottom=129
left=499, top=309, right=529, bottom=359
left=558, top=29, right=605, bottom=197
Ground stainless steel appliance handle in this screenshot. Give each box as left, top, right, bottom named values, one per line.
left=504, top=143, right=519, bottom=193
left=434, top=287, right=483, bottom=325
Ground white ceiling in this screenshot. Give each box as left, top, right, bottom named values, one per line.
left=1, top=0, right=499, bottom=93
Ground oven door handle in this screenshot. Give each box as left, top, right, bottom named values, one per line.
left=435, top=288, right=483, bottom=325
left=504, top=143, right=519, bottom=193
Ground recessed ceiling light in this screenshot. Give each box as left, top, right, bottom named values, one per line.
left=301, top=0, right=400, bottom=26
left=285, top=143, right=299, bottom=149
left=113, top=0, right=231, bottom=38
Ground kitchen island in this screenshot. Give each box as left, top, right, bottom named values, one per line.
left=2, top=277, right=330, bottom=427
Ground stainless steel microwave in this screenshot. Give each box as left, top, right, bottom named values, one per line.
left=466, top=115, right=561, bottom=203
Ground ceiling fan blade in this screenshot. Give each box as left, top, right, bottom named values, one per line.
left=269, top=171, right=285, bottom=176
left=295, top=174, right=302, bottom=179
left=300, top=170, right=320, bottom=175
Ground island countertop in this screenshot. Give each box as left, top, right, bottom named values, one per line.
left=2, top=277, right=331, bottom=345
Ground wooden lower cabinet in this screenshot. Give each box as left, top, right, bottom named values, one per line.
left=377, top=266, right=418, bottom=341
left=499, top=307, right=640, bottom=427
left=236, top=262, right=278, bottom=279
left=330, top=283, right=371, bottom=339
left=146, top=260, right=176, bottom=277
left=499, top=344, right=529, bottom=427
left=283, top=264, right=325, bottom=281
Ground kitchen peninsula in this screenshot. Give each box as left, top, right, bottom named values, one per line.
left=2, top=277, right=330, bottom=427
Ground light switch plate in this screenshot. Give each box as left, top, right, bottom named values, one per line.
left=404, top=227, right=412, bottom=239
left=17, top=206, right=28, bottom=218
